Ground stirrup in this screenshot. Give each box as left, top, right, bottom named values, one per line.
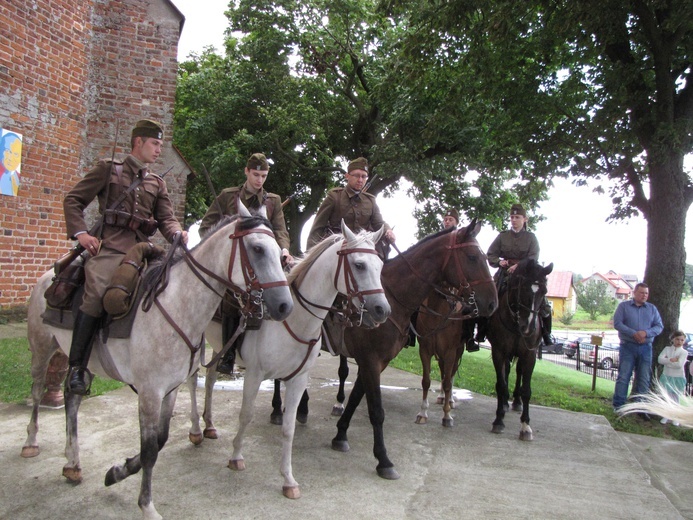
left=65, top=366, right=93, bottom=396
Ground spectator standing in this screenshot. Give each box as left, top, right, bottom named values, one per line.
left=612, top=283, right=664, bottom=412
left=658, top=330, right=687, bottom=425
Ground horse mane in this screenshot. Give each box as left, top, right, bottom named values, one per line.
left=288, top=229, right=375, bottom=289
left=512, top=258, right=544, bottom=281
left=141, top=213, right=274, bottom=294
left=399, top=226, right=455, bottom=256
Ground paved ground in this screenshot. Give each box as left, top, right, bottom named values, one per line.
left=1, top=321, right=692, bottom=519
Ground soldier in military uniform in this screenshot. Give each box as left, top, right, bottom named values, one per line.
left=306, top=157, right=395, bottom=249
left=63, top=119, right=188, bottom=394
left=199, top=153, right=293, bottom=375
left=442, top=208, right=459, bottom=229
left=467, top=203, right=553, bottom=350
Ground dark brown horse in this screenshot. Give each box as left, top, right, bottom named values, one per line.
left=414, top=287, right=469, bottom=427
left=487, top=258, right=553, bottom=440
left=330, top=221, right=497, bottom=479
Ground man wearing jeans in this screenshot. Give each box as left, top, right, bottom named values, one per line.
left=612, top=283, right=663, bottom=411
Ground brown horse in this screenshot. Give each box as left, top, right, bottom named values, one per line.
left=414, top=287, right=469, bottom=427
left=487, top=258, right=553, bottom=440
left=331, top=221, right=497, bottom=479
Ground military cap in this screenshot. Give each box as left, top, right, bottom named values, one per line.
left=510, top=203, right=527, bottom=217
left=247, top=153, right=270, bottom=171
left=132, top=119, right=164, bottom=140
left=444, top=208, right=459, bottom=223
left=347, top=157, right=369, bottom=173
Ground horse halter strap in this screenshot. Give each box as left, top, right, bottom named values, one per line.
left=335, top=246, right=385, bottom=304
left=226, top=227, right=290, bottom=294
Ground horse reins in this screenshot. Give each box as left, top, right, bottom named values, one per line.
left=143, top=222, right=289, bottom=373
left=280, top=241, right=383, bottom=381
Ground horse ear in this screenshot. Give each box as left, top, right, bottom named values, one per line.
left=371, top=225, right=386, bottom=245
left=238, top=200, right=251, bottom=217
left=341, top=220, right=357, bottom=242
left=543, top=262, right=554, bottom=276
left=458, top=218, right=480, bottom=240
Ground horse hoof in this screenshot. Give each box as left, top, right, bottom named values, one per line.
left=511, top=403, right=523, bottom=412
left=189, top=433, right=203, bottom=446
left=270, top=413, right=283, bottom=425
left=228, top=459, right=245, bottom=471
left=519, top=431, right=534, bottom=441
left=21, top=445, right=39, bottom=458
left=436, top=396, right=444, bottom=405
left=442, top=418, right=453, bottom=428
left=331, top=439, right=350, bottom=452
left=376, top=466, right=400, bottom=480
left=415, top=415, right=427, bottom=425
left=282, top=485, right=301, bottom=499
left=296, top=413, right=308, bottom=425
left=203, top=427, right=218, bottom=440
left=491, top=424, right=505, bottom=434
left=62, top=466, right=83, bottom=483
left=331, top=405, right=344, bottom=416
left=104, top=466, right=119, bottom=486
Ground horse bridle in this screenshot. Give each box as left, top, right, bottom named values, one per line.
left=501, top=273, right=545, bottom=341
left=291, top=241, right=384, bottom=327
left=391, top=229, right=494, bottom=317
left=143, top=223, right=289, bottom=371
left=280, top=240, right=384, bottom=381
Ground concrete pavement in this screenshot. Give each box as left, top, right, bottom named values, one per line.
left=1, top=321, right=692, bottom=519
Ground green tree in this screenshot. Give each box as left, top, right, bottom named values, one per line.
left=383, top=0, right=692, bottom=354
left=576, top=281, right=618, bottom=321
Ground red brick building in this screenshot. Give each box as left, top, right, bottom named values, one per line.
left=0, top=0, right=189, bottom=315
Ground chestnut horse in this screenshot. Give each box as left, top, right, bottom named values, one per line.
left=487, top=258, right=553, bottom=440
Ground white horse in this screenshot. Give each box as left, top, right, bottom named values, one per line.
left=21, top=206, right=293, bottom=520
left=187, top=223, right=391, bottom=498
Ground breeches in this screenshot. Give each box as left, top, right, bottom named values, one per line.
left=80, top=249, right=124, bottom=317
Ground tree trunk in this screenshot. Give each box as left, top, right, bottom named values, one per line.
left=643, top=153, right=689, bottom=359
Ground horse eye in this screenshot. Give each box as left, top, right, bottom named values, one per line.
left=354, top=262, right=365, bottom=271
left=253, top=245, right=264, bottom=255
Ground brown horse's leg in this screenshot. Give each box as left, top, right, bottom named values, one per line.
left=511, top=362, right=523, bottom=412
left=518, top=354, right=536, bottom=441
left=332, top=372, right=366, bottom=453
left=416, top=339, right=433, bottom=425
left=296, top=390, right=309, bottom=424
left=331, top=355, right=349, bottom=416
left=491, top=349, right=508, bottom=434
left=440, top=344, right=462, bottom=427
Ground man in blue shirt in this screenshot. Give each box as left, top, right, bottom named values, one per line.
left=612, top=283, right=663, bottom=411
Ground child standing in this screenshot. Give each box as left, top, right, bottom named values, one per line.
left=658, top=330, right=688, bottom=426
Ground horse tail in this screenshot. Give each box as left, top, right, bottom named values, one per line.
left=619, top=382, right=693, bottom=428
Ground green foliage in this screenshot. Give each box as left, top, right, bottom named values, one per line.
left=576, top=281, right=618, bottom=320
left=391, top=346, right=693, bottom=442
left=558, top=310, right=575, bottom=325
left=0, top=338, right=124, bottom=404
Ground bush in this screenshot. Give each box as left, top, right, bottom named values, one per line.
left=558, top=310, right=575, bottom=325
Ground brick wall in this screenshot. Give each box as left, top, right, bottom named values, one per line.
left=0, top=0, right=187, bottom=312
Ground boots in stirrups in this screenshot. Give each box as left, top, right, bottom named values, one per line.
left=541, top=312, right=554, bottom=346
left=407, top=310, right=419, bottom=347
left=462, top=318, right=480, bottom=352
left=217, top=311, right=241, bottom=375
left=66, top=311, right=100, bottom=395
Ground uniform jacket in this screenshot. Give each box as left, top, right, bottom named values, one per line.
left=63, top=155, right=182, bottom=254
left=486, top=228, right=540, bottom=268
left=198, top=184, right=290, bottom=250
left=306, top=186, right=390, bottom=248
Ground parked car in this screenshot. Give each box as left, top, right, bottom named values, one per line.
left=581, top=342, right=620, bottom=370
left=540, top=335, right=567, bottom=355
left=563, top=337, right=593, bottom=358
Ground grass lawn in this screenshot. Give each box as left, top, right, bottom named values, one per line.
left=391, top=345, right=693, bottom=443
left=0, top=337, right=124, bottom=405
